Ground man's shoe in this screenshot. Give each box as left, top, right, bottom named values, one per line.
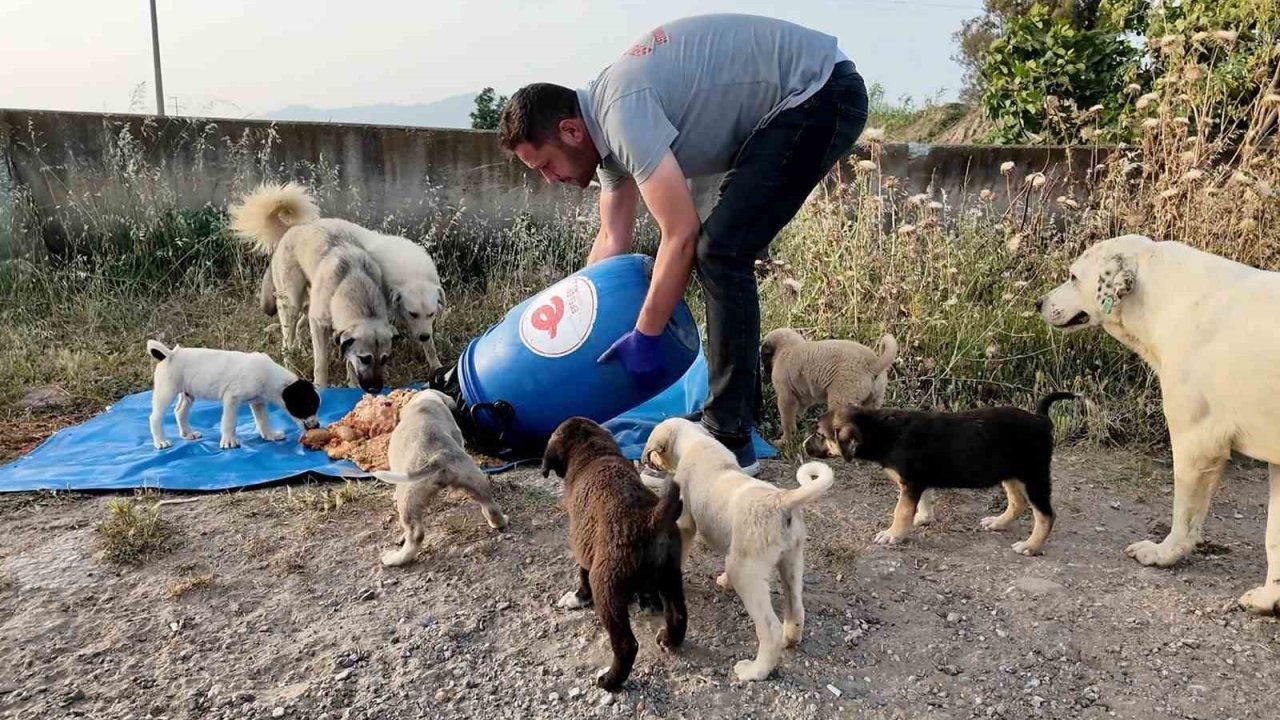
left=721, top=435, right=760, bottom=477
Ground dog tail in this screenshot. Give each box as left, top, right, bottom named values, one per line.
left=649, top=477, right=684, bottom=530
left=874, top=333, right=899, bottom=376
left=146, top=339, right=176, bottom=361
left=1035, top=392, right=1079, bottom=417
left=367, top=470, right=422, bottom=486
left=780, top=461, right=835, bottom=509
left=229, top=181, right=321, bottom=255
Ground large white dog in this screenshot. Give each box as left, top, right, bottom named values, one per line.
left=1038, top=233, right=1280, bottom=615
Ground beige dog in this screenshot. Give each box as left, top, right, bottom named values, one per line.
left=642, top=418, right=833, bottom=681
left=761, top=328, right=898, bottom=446
left=366, top=390, right=508, bottom=567
left=1039, top=233, right=1280, bottom=614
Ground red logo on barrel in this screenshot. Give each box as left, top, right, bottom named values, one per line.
left=530, top=296, right=565, bottom=339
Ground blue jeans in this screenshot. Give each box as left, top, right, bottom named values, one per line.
left=696, top=66, right=869, bottom=445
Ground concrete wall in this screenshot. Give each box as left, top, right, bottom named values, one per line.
left=1, top=108, right=1111, bottom=257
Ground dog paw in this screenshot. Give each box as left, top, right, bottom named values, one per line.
left=912, top=512, right=935, bottom=527
left=153, top=439, right=172, bottom=450
left=656, top=627, right=684, bottom=651
left=486, top=512, right=509, bottom=531
left=595, top=667, right=623, bottom=692
left=1125, top=539, right=1185, bottom=567
left=380, top=549, right=414, bottom=567
left=1012, top=541, right=1043, bottom=556
left=873, top=530, right=907, bottom=546
left=556, top=590, right=590, bottom=610
left=980, top=515, right=1012, bottom=531
left=783, top=621, right=803, bottom=647
left=262, top=430, right=286, bottom=442
left=219, top=437, right=241, bottom=450
left=733, top=659, right=772, bottom=682
left=715, top=572, right=733, bottom=591
left=180, top=430, right=203, bottom=441
left=1238, top=583, right=1280, bottom=616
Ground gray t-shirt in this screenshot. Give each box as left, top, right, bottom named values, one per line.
left=577, top=14, right=844, bottom=191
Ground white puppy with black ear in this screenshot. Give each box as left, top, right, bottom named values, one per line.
left=642, top=418, right=834, bottom=682
left=147, top=340, right=321, bottom=451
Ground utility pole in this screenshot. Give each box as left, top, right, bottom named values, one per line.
left=150, top=0, right=165, bottom=116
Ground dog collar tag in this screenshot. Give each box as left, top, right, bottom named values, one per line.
left=1101, top=296, right=1114, bottom=315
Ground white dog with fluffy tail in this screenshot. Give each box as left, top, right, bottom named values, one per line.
left=147, top=340, right=321, bottom=451
left=234, top=182, right=447, bottom=371
left=1038, top=233, right=1280, bottom=615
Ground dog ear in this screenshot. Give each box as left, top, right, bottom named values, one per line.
left=436, top=287, right=446, bottom=312
left=1096, top=253, right=1136, bottom=314
left=332, top=330, right=355, bottom=354
left=835, top=420, right=862, bottom=461
left=388, top=288, right=402, bottom=310
left=541, top=432, right=566, bottom=479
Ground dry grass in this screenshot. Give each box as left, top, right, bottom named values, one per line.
left=165, top=573, right=214, bottom=600
left=274, top=479, right=385, bottom=517
left=95, top=498, right=174, bottom=566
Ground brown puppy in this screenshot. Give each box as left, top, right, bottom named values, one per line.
left=761, top=328, right=898, bottom=446
left=806, top=393, right=1076, bottom=556
left=541, top=417, right=687, bottom=692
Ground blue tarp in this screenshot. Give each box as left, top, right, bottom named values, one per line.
left=0, top=351, right=775, bottom=492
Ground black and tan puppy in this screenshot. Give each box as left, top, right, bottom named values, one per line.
left=806, top=393, right=1076, bottom=556
left=541, top=417, right=687, bottom=692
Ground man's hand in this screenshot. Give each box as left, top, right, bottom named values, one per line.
left=633, top=151, right=700, bottom=336
left=586, top=178, right=639, bottom=265
left=597, top=328, right=663, bottom=380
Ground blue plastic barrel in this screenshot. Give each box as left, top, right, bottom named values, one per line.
left=458, top=254, right=700, bottom=452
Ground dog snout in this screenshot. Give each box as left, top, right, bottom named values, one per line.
left=417, top=333, right=431, bottom=342
left=302, top=416, right=319, bottom=430
left=803, top=434, right=829, bottom=458
left=1034, top=297, right=1045, bottom=312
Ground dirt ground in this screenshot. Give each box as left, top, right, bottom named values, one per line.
left=1, top=447, right=1277, bottom=720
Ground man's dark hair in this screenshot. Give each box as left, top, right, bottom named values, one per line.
left=499, top=83, right=580, bottom=151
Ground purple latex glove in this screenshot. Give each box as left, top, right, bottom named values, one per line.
left=597, top=328, right=663, bottom=379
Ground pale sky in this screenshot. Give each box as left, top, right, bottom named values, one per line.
left=0, top=0, right=982, bottom=119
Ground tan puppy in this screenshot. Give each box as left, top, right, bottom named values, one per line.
left=367, top=390, right=508, bottom=567
left=761, top=328, right=898, bottom=446
left=642, top=418, right=833, bottom=682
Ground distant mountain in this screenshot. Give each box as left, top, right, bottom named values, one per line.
left=262, top=92, right=482, bottom=129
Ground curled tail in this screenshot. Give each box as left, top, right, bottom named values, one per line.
left=229, top=181, right=320, bottom=255
left=146, top=339, right=176, bottom=361
left=649, top=478, right=683, bottom=530
left=1035, top=392, right=1079, bottom=416
left=875, top=333, right=899, bottom=375
left=779, top=461, right=835, bottom=509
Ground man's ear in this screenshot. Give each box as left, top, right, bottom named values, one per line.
left=558, top=117, right=586, bottom=145
left=1097, top=253, right=1136, bottom=314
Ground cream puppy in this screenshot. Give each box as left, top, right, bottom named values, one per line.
left=642, top=418, right=834, bottom=682
left=367, top=389, right=508, bottom=567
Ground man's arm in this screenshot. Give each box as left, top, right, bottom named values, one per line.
left=586, top=177, right=640, bottom=265
left=634, top=151, right=700, bottom=336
